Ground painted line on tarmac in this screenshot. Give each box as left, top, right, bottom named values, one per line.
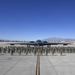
left=3, top=56, right=24, bottom=75
left=47, top=57, right=59, bottom=75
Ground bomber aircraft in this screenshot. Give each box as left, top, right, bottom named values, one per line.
left=7, top=40, right=70, bottom=46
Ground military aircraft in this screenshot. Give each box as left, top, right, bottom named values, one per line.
left=7, top=40, right=70, bottom=46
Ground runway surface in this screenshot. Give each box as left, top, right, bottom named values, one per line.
left=0, top=53, right=75, bottom=75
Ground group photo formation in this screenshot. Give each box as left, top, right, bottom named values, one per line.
left=0, top=40, right=75, bottom=56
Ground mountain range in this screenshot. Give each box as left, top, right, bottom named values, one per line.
left=43, top=37, right=75, bottom=43
left=0, top=38, right=75, bottom=43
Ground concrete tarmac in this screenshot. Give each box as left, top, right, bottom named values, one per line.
left=0, top=53, right=75, bottom=75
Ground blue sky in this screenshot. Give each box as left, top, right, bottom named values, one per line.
left=0, top=0, right=75, bottom=41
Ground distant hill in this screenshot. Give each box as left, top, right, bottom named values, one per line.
left=43, top=37, right=75, bottom=43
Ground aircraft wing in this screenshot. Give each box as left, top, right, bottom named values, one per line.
left=6, top=42, right=70, bottom=46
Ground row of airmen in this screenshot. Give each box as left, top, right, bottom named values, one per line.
left=0, top=46, right=75, bottom=56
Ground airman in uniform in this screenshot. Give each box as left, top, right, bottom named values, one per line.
left=11, top=48, right=14, bottom=55
left=60, top=47, right=63, bottom=56
left=52, top=47, right=55, bottom=55
left=0, top=47, right=1, bottom=53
